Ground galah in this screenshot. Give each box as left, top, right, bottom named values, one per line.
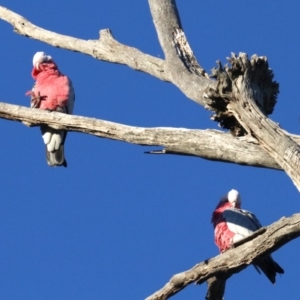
left=27, top=52, right=75, bottom=167
left=212, top=189, right=284, bottom=283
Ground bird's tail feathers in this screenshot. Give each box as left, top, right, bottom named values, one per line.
left=41, top=126, right=67, bottom=167
left=46, top=145, right=67, bottom=167
left=254, top=255, right=284, bottom=284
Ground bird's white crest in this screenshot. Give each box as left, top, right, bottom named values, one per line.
left=227, top=189, right=241, bottom=205
left=32, top=51, right=52, bottom=68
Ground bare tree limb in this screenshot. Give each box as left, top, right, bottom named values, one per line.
left=0, top=6, right=170, bottom=82
left=0, top=4, right=217, bottom=110
left=205, top=53, right=300, bottom=191
left=146, top=213, right=300, bottom=300
left=148, top=0, right=215, bottom=107
left=0, top=2, right=217, bottom=108
left=0, top=101, right=294, bottom=170
left=0, top=4, right=217, bottom=108
left=149, top=0, right=205, bottom=76
left=149, top=0, right=182, bottom=60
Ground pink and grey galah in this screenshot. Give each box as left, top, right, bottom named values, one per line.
left=27, top=52, right=75, bottom=167
left=212, top=189, right=284, bottom=283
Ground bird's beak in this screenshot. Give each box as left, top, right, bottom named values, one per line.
left=34, top=62, right=40, bottom=70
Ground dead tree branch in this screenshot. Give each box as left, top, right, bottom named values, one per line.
left=0, top=4, right=216, bottom=108
left=205, top=53, right=300, bottom=191
left=0, top=6, right=170, bottom=82
left=148, top=0, right=214, bottom=106
left=146, top=213, right=300, bottom=300
left=0, top=101, right=291, bottom=170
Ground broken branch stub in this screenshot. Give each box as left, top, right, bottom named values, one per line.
left=205, top=53, right=279, bottom=136
left=205, top=276, right=227, bottom=300
left=202, top=54, right=300, bottom=190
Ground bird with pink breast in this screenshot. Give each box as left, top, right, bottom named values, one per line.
left=212, top=189, right=284, bottom=284
left=27, top=52, right=75, bottom=167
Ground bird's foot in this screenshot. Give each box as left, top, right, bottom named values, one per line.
left=30, top=92, right=43, bottom=108
left=26, top=91, right=44, bottom=108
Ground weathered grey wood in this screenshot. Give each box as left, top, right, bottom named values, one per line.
left=0, top=101, right=291, bottom=170
left=148, top=0, right=215, bottom=107
left=0, top=3, right=216, bottom=109
left=0, top=7, right=170, bottom=82
left=205, top=53, right=300, bottom=191
left=145, top=213, right=300, bottom=300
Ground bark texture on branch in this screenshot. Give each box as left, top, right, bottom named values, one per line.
left=0, top=6, right=169, bottom=82
left=0, top=3, right=216, bottom=108
left=205, top=53, right=300, bottom=191
left=0, top=101, right=296, bottom=170
left=149, top=0, right=214, bottom=107
left=146, top=213, right=300, bottom=300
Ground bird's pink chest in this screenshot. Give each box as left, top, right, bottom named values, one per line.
left=214, top=219, right=235, bottom=252
left=35, top=73, right=70, bottom=110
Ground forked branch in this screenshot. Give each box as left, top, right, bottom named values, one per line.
left=0, top=3, right=216, bottom=108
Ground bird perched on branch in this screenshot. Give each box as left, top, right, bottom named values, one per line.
left=212, top=189, right=284, bottom=283
left=27, top=52, right=75, bottom=167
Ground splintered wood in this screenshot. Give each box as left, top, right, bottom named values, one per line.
left=172, top=28, right=208, bottom=77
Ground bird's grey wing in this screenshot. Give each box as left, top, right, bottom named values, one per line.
left=222, top=208, right=261, bottom=243
left=223, top=209, right=284, bottom=283
left=240, top=209, right=263, bottom=229
left=66, top=79, right=75, bottom=115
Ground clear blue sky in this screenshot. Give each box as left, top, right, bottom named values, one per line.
left=0, top=1, right=299, bottom=299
